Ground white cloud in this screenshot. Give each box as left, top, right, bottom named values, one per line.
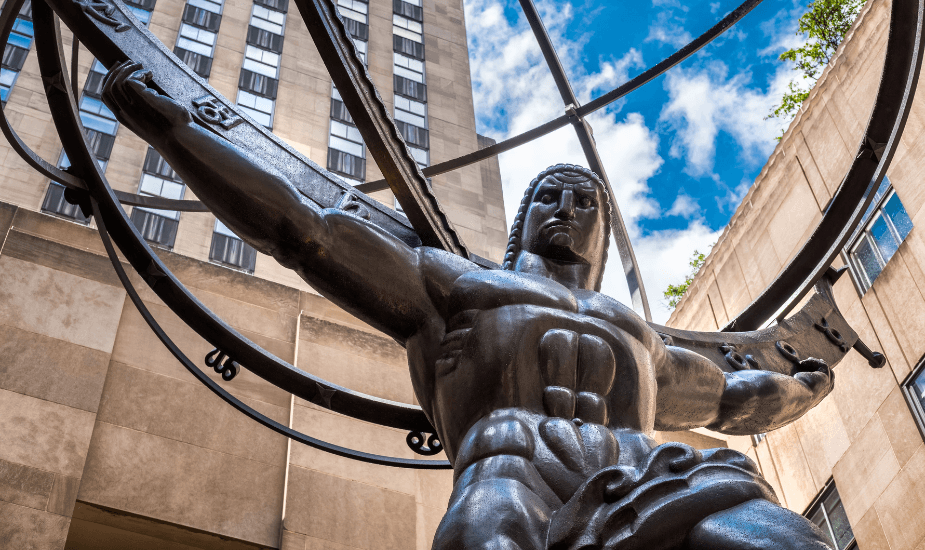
left=667, top=194, right=699, bottom=218
left=659, top=62, right=791, bottom=177
left=464, top=0, right=735, bottom=323
left=645, top=11, right=693, bottom=48
left=601, top=222, right=723, bottom=322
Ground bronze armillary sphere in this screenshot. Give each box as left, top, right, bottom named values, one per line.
left=0, top=0, right=920, bottom=546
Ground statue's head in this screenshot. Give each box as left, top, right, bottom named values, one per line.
left=502, top=164, right=611, bottom=291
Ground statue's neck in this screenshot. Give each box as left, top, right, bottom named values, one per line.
left=514, top=251, right=593, bottom=291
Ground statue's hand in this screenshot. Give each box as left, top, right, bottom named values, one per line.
left=101, top=60, right=192, bottom=145
left=793, top=357, right=835, bottom=404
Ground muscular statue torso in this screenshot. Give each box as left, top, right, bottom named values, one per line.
left=406, top=265, right=655, bottom=475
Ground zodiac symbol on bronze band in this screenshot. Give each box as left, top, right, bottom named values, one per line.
left=719, top=342, right=759, bottom=370
left=406, top=431, right=442, bottom=456
left=75, top=0, right=129, bottom=31
left=815, top=317, right=850, bottom=351
left=205, top=348, right=241, bottom=381
left=775, top=340, right=801, bottom=364
left=192, top=95, right=244, bottom=130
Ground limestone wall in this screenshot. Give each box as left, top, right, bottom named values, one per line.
left=0, top=202, right=459, bottom=549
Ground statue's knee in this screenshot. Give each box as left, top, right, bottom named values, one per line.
left=687, top=499, right=833, bottom=550
left=434, top=479, right=550, bottom=550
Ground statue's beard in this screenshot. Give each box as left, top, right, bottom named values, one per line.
left=542, top=236, right=588, bottom=264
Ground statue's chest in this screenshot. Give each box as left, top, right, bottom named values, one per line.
left=436, top=271, right=649, bottom=427
left=446, top=269, right=580, bottom=316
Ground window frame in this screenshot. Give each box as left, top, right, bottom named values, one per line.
left=803, top=480, right=857, bottom=550
left=844, top=178, right=913, bottom=294
left=901, top=354, right=925, bottom=442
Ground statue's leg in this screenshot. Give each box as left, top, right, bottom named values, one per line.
left=432, top=455, right=557, bottom=550
left=686, top=498, right=834, bottom=550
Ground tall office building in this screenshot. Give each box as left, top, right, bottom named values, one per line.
left=0, top=0, right=508, bottom=547
left=669, top=0, right=925, bottom=547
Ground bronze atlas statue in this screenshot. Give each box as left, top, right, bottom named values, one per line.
left=1, top=0, right=921, bottom=546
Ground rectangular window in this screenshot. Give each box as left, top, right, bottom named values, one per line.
left=125, top=0, right=156, bottom=11
left=210, top=219, right=257, bottom=273
left=175, top=48, right=213, bottom=78
left=251, top=5, right=285, bottom=34
left=395, top=120, right=428, bottom=149
left=177, top=23, right=217, bottom=57
left=392, top=0, right=422, bottom=21
left=0, top=4, right=34, bottom=104
left=131, top=148, right=184, bottom=248
left=246, top=25, right=283, bottom=53
left=330, top=99, right=353, bottom=124
left=239, top=69, right=279, bottom=98
left=394, top=74, right=426, bottom=102
left=902, top=357, right=925, bottom=441
left=130, top=209, right=179, bottom=247
left=805, top=483, right=856, bottom=550
left=327, top=148, right=365, bottom=180
left=41, top=182, right=90, bottom=224
left=182, top=4, right=222, bottom=31
left=254, top=0, right=288, bottom=12
left=845, top=176, right=914, bottom=293
left=188, top=0, right=223, bottom=12
left=236, top=89, right=274, bottom=127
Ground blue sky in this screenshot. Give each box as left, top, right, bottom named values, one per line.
left=462, top=0, right=811, bottom=321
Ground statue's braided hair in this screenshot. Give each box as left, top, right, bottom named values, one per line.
left=502, top=164, right=612, bottom=291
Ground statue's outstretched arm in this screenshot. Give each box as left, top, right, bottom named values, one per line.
left=654, top=345, right=834, bottom=435
left=102, top=61, right=467, bottom=341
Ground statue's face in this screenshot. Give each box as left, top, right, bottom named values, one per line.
left=520, top=175, right=606, bottom=265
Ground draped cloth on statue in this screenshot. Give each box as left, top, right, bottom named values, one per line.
left=547, top=442, right=778, bottom=550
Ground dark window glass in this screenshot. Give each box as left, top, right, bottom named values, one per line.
left=393, top=35, right=424, bottom=59
left=254, top=0, right=288, bottom=13
left=805, top=484, right=856, bottom=550
left=19, top=0, right=32, bottom=19
left=82, top=70, right=105, bottom=97
left=1, top=44, right=28, bottom=71
left=395, top=120, right=428, bottom=148
left=143, top=148, right=180, bottom=181
left=130, top=208, right=179, bottom=248
left=246, top=25, right=283, bottom=53
left=210, top=233, right=257, bottom=272
left=84, top=128, right=115, bottom=161
left=41, top=182, right=90, bottom=224
left=394, top=74, right=426, bottom=102
left=125, top=0, right=157, bottom=11
left=327, top=148, right=365, bottom=180
left=182, top=4, right=222, bottom=31
left=330, top=99, right=354, bottom=125
left=392, top=0, right=422, bottom=21
left=175, top=47, right=213, bottom=78
left=902, top=358, right=925, bottom=441
left=342, top=18, right=369, bottom=41
left=238, top=69, right=278, bottom=99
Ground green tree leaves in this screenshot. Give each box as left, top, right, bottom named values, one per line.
left=664, top=249, right=708, bottom=309
left=768, top=0, right=866, bottom=130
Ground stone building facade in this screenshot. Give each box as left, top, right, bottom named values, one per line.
left=0, top=0, right=509, bottom=547
left=668, top=0, right=925, bottom=547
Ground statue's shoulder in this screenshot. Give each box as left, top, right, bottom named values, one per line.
left=575, top=289, right=653, bottom=342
